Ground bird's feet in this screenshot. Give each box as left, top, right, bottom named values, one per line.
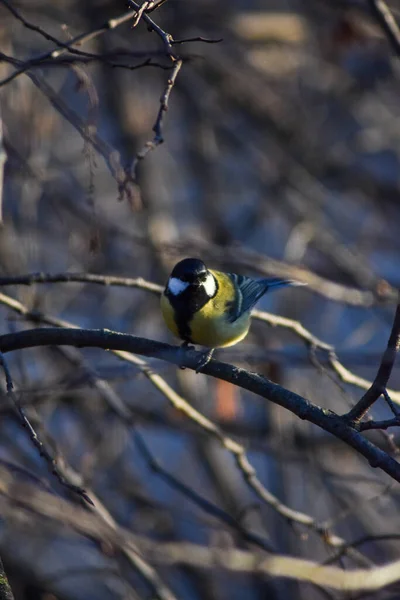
left=179, top=343, right=215, bottom=373
left=195, top=348, right=214, bottom=373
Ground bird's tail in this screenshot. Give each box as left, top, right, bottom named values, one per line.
left=227, top=274, right=305, bottom=319
left=259, top=277, right=305, bottom=290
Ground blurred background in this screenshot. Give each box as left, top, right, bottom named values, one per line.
left=1, top=0, right=400, bottom=598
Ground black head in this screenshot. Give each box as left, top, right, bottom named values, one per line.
left=170, top=258, right=208, bottom=284
left=166, top=258, right=217, bottom=340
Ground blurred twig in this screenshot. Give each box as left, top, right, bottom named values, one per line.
left=132, top=430, right=274, bottom=552
left=157, top=238, right=396, bottom=305
left=0, top=329, right=176, bottom=597
left=0, top=105, right=5, bottom=225
left=0, top=0, right=210, bottom=200
left=369, top=0, right=400, bottom=56
left=0, top=351, right=93, bottom=505
left=0, top=469, right=398, bottom=592
left=0, top=556, right=14, bottom=600
left=0, top=1, right=138, bottom=86
left=0, top=271, right=163, bottom=293
left=52, top=345, right=275, bottom=553
left=0, top=466, right=176, bottom=600
left=324, top=533, right=400, bottom=565
left=0, top=49, right=172, bottom=75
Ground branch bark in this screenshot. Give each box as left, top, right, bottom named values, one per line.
left=0, top=557, right=14, bottom=600
left=346, top=300, right=400, bottom=422
left=1, top=327, right=400, bottom=482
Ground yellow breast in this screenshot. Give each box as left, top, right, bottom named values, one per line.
left=189, top=308, right=250, bottom=348
left=161, top=270, right=252, bottom=348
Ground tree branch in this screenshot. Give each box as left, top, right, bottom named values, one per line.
left=345, top=300, right=400, bottom=422
left=1, top=327, right=400, bottom=482
left=0, top=290, right=370, bottom=560
left=368, top=0, right=400, bottom=57
left=0, top=467, right=399, bottom=593
left=0, top=351, right=93, bottom=505
left=1, top=270, right=399, bottom=401
left=0, top=556, right=14, bottom=600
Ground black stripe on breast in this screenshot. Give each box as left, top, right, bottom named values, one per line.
left=166, top=276, right=218, bottom=342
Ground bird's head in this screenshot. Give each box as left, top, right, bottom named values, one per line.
left=166, top=258, right=217, bottom=298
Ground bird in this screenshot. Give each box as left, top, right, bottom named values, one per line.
left=161, top=257, right=303, bottom=371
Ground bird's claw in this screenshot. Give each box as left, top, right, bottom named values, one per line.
left=195, top=348, right=214, bottom=374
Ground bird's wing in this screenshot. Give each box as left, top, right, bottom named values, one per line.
left=226, top=275, right=296, bottom=322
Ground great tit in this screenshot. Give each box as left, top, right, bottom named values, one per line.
left=161, top=257, right=302, bottom=370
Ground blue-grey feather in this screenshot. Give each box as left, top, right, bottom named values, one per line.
left=227, top=274, right=298, bottom=322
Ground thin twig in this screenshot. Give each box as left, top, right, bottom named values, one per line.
left=0, top=272, right=163, bottom=294
left=51, top=344, right=274, bottom=553
left=127, top=0, right=177, bottom=59
left=0, top=1, right=138, bottom=86
left=0, top=104, right=5, bottom=225
left=0, top=467, right=177, bottom=600
left=0, top=472, right=398, bottom=593
left=382, top=389, right=400, bottom=417
left=133, top=430, right=274, bottom=552
left=0, top=329, right=176, bottom=596
left=130, top=58, right=182, bottom=181
left=25, top=70, right=135, bottom=202
left=131, top=1, right=154, bottom=28
left=345, top=300, right=400, bottom=422
left=0, top=0, right=188, bottom=200
left=0, top=556, right=14, bottom=600
left=368, top=0, right=400, bottom=57
left=172, top=36, right=223, bottom=45
left=123, top=0, right=185, bottom=178
left=0, top=50, right=171, bottom=80
left=139, top=59, right=182, bottom=149
left=324, top=533, right=400, bottom=565
left=0, top=351, right=93, bottom=505
left=358, top=416, right=400, bottom=432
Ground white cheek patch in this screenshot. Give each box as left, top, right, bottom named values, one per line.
left=203, top=273, right=217, bottom=297
left=168, top=277, right=189, bottom=296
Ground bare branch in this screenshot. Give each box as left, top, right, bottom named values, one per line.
left=1, top=270, right=399, bottom=402
left=346, top=300, right=400, bottom=422
left=0, top=291, right=370, bottom=561
left=0, top=272, right=163, bottom=294
left=0, top=327, right=400, bottom=483
left=172, top=36, right=223, bottom=45
left=132, top=430, right=274, bottom=552
left=0, top=105, right=5, bottom=225
left=0, top=2, right=138, bottom=86
left=0, top=556, right=14, bottom=600
left=358, top=416, right=400, bottom=432
left=127, top=0, right=177, bottom=59
left=368, top=0, right=400, bottom=57
left=132, top=58, right=183, bottom=170
left=0, top=351, right=93, bottom=505
left=0, top=0, right=193, bottom=200
left=0, top=469, right=400, bottom=593
left=0, top=49, right=172, bottom=80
